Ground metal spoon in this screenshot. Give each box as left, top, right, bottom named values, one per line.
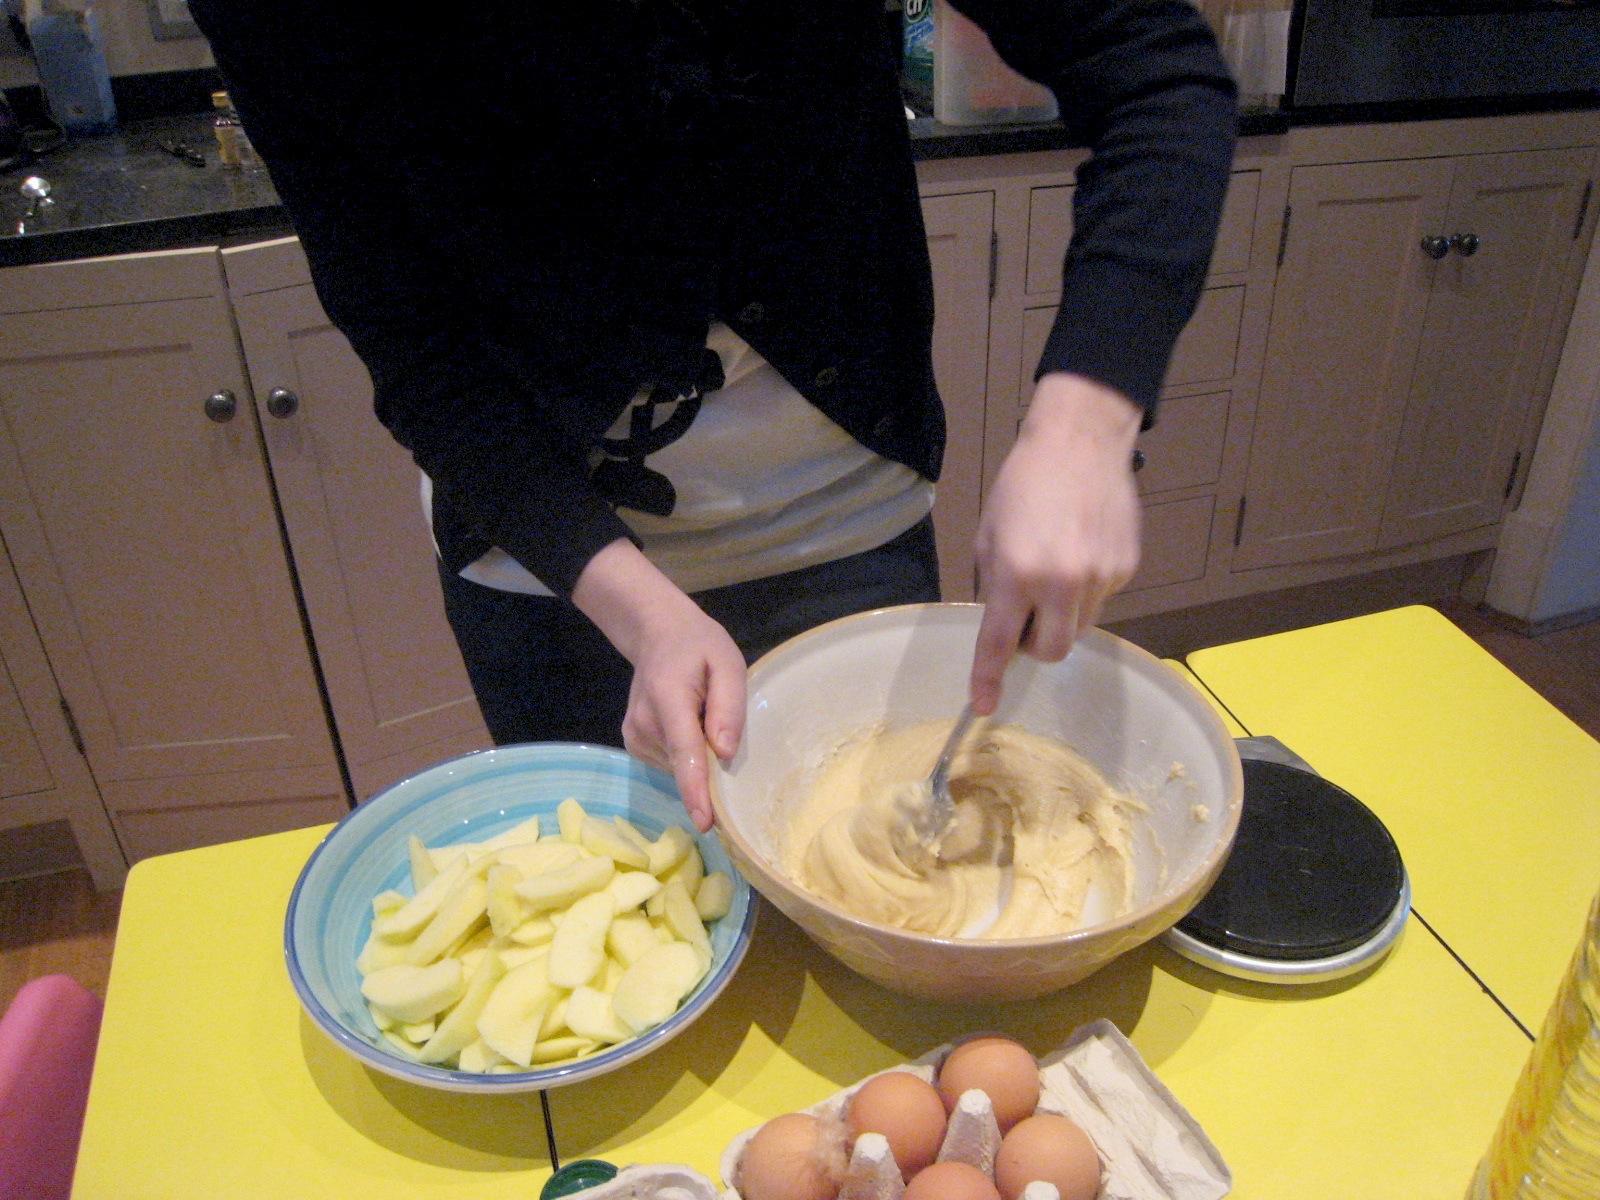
left=906, top=702, right=978, bottom=848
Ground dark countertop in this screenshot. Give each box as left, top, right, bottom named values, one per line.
left=0, top=96, right=1579, bottom=269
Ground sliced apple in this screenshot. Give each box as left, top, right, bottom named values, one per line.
left=565, top=985, right=634, bottom=1045
left=647, top=825, right=693, bottom=877
left=530, top=1035, right=596, bottom=1064
left=604, top=870, right=661, bottom=914
left=361, top=958, right=465, bottom=1025
left=661, top=877, right=713, bottom=969
left=406, top=875, right=489, bottom=967
left=515, top=856, right=615, bottom=913
left=496, top=841, right=582, bottom=880
left=695, top=872, right=734, bottom=922
left=510, top=915, right=556, bottom=947
left=580, top=816, right=651, bottom=870
left=547, top=891, right=615, bottom=989
left=557, top=797, right=587, bottom=843
left=476, top=959, right=555, bottom=1067
left=606, top=911, right=659, bottom=967
left=612, top=941, right=705, bottom=1034
left=418, top=951, right=506, bottom=1064
left=374, top=853, right=469, bottom=940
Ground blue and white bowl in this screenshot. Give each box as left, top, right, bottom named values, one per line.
left=285, top=743, right=757, bottom=1092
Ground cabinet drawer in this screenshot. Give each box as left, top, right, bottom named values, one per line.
left=1137, top=391, right=1230, bottom=495
left=1020, top=287, right=1243, bottom=398
left=1026, top=170, right=1260, bottom=296
left=1127, top=495, right=1214, bottom=592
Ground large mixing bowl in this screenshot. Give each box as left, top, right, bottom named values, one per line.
left=709, top=603, right=1242, bottom=1002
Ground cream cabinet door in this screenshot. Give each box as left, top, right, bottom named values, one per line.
left=0, top=251, right=347, bottom=861
left=1377, top=149, right=1598, bottom=549
left=924, top=190, right=995, bottom=601
left=1235, top=159, right=1455, bottom=569
left=226, top=249, right=490, bottom=801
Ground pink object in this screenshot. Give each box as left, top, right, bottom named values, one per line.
left=0, top=975, right=104, bottom=1200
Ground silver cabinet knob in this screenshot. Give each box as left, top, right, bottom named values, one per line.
left=1451, top=232, right=1480, bottom=256
left=203, top=390, right=237, bottom=423
left=265, top=387, right=299, bottom=419
left=1421, top=235, right=1451, bottom=260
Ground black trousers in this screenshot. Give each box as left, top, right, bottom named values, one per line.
left=438, top=516, right=942, bottom=747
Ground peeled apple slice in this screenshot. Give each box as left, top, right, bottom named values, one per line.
left=418, top=951, right=506, bottom=1064
left=375, top=854, right=469, bottom=939
left=405, top=875, right=489, bottom=967
left=565, top=985, right=635, bottom=1045
left=580, top=816, right=651, bottom=870
left=647, top=825, right=693, bottom=877
left=476, top=959, right=554, bottom=1067
left=515, top=857, right=615, bottom=913
left=612, top=941, right=705, bottom=1034
left=661, top=877, right=713, bottom=969
left=361, top=958, right=465, bottom=1025
left=547, top=891, right=615, bottom=989
left=605, top=870, right=662, bottom=914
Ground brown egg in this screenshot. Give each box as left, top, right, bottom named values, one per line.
left=994, top=1113, right=1101, bottom=1200
left=936, top=1036, right=1042, bottom=1132
left=846, top=1070, right=948, bottom=1181
left=903, top=1161, right=1003, bottom=1200
left=737, top=1112, right=846, bottom=1200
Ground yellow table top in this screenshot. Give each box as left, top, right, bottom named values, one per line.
left=73, top=815, right=1529, bottom=1200
left=73, top=825, right=556, bottom=1200
left=1186, top=605, right=1600, bottom=1033
left=548, top=905, right=1527, bottom=1199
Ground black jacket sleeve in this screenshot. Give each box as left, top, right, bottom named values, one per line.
left=954, top=0, right=1238, bottom=422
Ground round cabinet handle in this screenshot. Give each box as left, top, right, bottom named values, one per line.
left=1421, top=235, right=1451, bottom=260
left=266, top=387, right=300, bottom=419
left=203, top=389, right=237, bottom=423
left=1451, top=232, right=1481, bottom=257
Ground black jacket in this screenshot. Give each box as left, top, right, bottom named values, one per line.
left=190, top=0, right=1236, bottom=596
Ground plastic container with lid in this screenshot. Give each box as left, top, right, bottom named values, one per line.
left=932, top=0, right=1056, bottom=128
left=24, top=0, right=117, bottom=136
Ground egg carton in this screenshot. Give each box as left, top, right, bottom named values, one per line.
left=562, top=1020, right=1229, bottom=1200
left=718, top=1020, right=1231, bottom=1200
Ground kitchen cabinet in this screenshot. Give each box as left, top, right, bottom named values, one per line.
left=1237, top=148, right=1597, bottom=570
left=222, top=238, right=491, bottom=801
left=0, top=537, right=125, bottom=889
left=922, top=192, right=994, bottom=600
left=0, top=248, right=348, bottom=864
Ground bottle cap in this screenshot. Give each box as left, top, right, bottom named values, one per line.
left=540, top=1159, right=620, bottom=1198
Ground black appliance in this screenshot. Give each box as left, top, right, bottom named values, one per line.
left=1289, top=0, right=1600, bottom=110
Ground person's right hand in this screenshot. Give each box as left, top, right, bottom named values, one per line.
left=571, top=538, right=746, bottom=832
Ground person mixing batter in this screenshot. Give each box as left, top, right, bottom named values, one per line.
left=187, top=0, right=1237, bottom=831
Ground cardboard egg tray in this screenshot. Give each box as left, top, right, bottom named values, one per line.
left=563, top=1020, right=1230, bottom=1200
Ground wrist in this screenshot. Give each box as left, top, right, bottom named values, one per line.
left=1025, top=373, right=1143, bottom=452
left=571, top=538, right=699, bottom=664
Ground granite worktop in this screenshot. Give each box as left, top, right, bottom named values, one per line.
left=0, top=106, right=1296, bottom=270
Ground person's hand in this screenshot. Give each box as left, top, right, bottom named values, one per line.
left=970, top=372, right=1143, bottom=714
left=571, top=539, right=746, bottom=831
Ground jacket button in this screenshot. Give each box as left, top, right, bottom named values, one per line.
left=872, top=415, right=895, bottom=439
left=813, top=366, right=840, bottom=387
left=738, top=302, right=765, bottom=324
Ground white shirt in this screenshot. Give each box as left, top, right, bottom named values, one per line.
left=423, top=323, right=934, bottom=596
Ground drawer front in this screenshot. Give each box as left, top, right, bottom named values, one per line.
left=1127, top=495, right=1214, bottom=591
left=1020, top=287, right=1243, bottom=398
left=1026, top=170, right=1260, bottom=296
left=1136, top=391, right=1230, bottom=495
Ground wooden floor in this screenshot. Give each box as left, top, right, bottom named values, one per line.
left=3, top=601, right=1598, bottom=1017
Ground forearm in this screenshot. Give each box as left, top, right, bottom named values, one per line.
left=570, top=538, right=703, bottom=665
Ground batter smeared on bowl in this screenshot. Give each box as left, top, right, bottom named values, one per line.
left=783, top=721, right=1143, bottom=939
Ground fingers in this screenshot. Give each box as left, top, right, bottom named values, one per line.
left=702, top=644, right=747, bottom=764
left=970, top=596, right=1031, bottom=715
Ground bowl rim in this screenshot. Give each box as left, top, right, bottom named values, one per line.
left=283, top=741, right=758, bottom=1092
left=707, top=602, right=1244, bottom=950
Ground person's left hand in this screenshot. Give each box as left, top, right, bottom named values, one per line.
left=970, top=372, right=1143, bottom=714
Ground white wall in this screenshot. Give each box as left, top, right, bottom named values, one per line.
left=0, top=0, right=212, bottom=91
left=1487, top=226, right=1600, bottom=623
